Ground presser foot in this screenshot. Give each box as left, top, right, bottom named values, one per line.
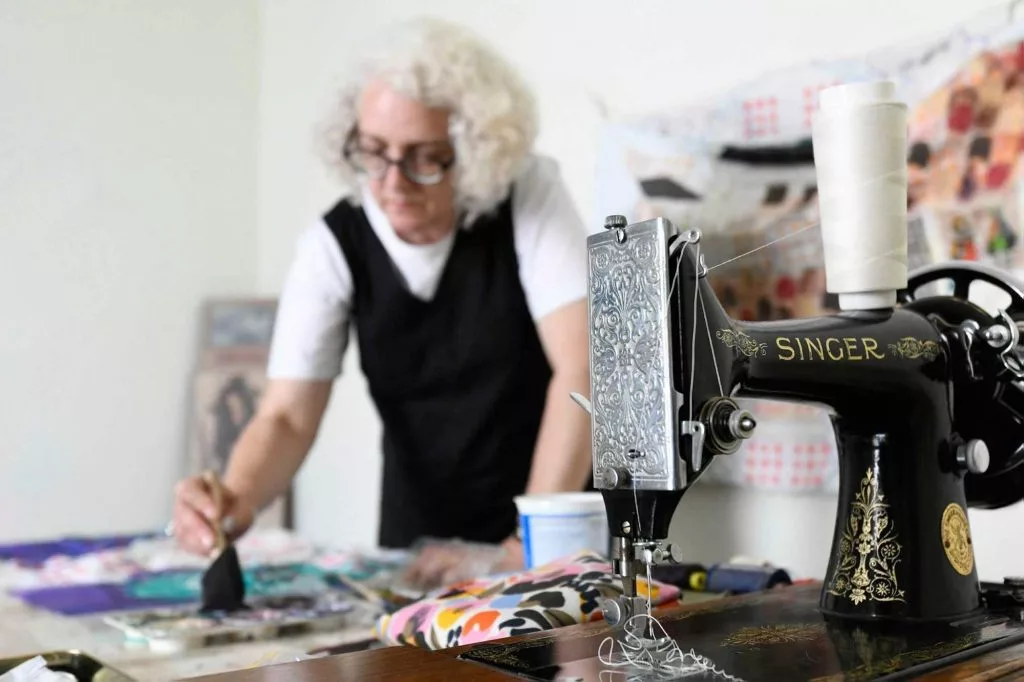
left=600, top=594, right=652, bottom=638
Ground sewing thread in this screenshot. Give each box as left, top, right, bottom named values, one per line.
left=597, top=614, right=744, bottom=681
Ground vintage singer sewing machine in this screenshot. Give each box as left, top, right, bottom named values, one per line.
left=587, top=213, right=1024, bottom=631
left=571, top=82, right=1024, bottom=679
left=585, top=85, right=1024, bottom=639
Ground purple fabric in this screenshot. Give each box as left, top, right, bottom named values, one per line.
left=0, top=533, right=157, bottom=566
left=10, top=563, right=332, bottom=615
left=13, top=582, right=194, bottom=615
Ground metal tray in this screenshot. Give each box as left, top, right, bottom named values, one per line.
left=0, top=650, right=136, bottom=682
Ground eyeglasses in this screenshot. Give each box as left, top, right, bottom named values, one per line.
left=343, top=130, right=455, bottom=186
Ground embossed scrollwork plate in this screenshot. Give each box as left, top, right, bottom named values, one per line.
left=586, top=218, right=682, bottom=490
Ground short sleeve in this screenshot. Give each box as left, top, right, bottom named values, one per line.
left=266, top=220, right=353, bottom=380
left=512, top=156, right=589, bottom=321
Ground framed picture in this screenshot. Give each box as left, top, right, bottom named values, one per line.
left=188, top=365, right=292, bottom=530
left=200, top=298, right=278, bottom=369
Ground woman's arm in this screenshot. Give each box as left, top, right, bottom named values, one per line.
left=174, top=221, right=352, bottom=555
left=222, top=378, right=333, bottom=512
left=524, top=299, right=592, bottom=494
left=173, top=379, right=333, bottom=555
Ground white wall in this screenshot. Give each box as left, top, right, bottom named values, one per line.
left=0, top=2, right=260, bottom=541
left=259, top=0, right=1024, bottom=581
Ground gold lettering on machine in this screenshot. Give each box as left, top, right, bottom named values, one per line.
left=775, top=336, right=886, bottom=362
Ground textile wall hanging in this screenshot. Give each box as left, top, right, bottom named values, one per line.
left=592, top=4, right=1024, bottom=493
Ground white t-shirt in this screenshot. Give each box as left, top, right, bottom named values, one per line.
left=267, top=154, right=589, bottom=381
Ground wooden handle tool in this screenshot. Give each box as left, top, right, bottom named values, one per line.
left=203, top=470, right=227, bottom=555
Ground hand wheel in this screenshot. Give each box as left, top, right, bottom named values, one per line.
left=899, top=261, right=1024, bottom=509
left=898, top=260, right=1024, bottom=317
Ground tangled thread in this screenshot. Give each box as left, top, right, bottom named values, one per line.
left=596, top=614, right=743, bottom=681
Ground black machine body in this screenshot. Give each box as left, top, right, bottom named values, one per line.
left=585, top=216, right=1024, bottom=627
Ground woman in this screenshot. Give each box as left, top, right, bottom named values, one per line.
left=171, top=17, right=593, bottom=587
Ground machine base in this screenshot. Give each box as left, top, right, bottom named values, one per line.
left=457, top=583, right=1024, bottom=681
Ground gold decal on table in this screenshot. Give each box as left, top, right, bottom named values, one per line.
left=722, top=623, right=825, bottom=647
left=776, top=336, right=886, bottom=361
left=717, top=329, right=767, bottom=357
left=809, top=633, right=977, bottom=682
left=826, top=468, right=906, bottom=605
left=887, top=337, right=940, bottom=361
left=467, top=646, right=527, bottom=670
left=941, top=503, right=974, bottom=576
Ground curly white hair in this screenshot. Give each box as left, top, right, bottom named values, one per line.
left=321, top=17, right=539, bottom=224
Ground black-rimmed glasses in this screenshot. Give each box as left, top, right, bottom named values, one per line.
left=343, top=130, right=455, bottom=186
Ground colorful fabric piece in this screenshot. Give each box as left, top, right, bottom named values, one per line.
left=0, top=529, right=410, bottom=617
left=373, top=550, right=681, bottom=650
left=0, top=530, right=315, bottom=591
left=0, top=533, right=155, bottom=566
left=10, top=563, right=339, bottom=615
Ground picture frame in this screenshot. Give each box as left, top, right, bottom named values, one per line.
left=188, top=365, right=293, bottom=530
left=199, top=298, right=278, bottom=369
left=188, top=297, right=291, bottom=530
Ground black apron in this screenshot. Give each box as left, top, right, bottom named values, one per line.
left=325, top=195, right=552, bottom=548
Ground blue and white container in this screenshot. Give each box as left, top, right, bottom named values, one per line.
left=514, top=492, right=609, bottom=569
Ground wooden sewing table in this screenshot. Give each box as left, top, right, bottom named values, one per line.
left=187, top=583, right=1024, bottom=682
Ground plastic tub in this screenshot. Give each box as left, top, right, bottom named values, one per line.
left=513, top=492, right=609, bottom=569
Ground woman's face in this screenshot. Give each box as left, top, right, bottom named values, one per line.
left=353, top=79, right=457, bottom=244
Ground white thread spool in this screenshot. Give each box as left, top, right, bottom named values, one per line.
left=812, top=81, right=908, bottom=310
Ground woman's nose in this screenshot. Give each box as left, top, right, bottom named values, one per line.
left=383, top=163, right=413, bottom=191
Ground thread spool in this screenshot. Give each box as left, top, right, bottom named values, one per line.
left=706, top=562, right=792, bottom=594
left=652, top=563, right=708, bottom=592
left=811, top=81, right=908, bottom=311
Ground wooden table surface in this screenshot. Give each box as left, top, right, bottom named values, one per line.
left=186, top=590, right=1024, bottom=682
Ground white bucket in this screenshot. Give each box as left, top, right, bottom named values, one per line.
left=514, top=492, right=609, bottom=569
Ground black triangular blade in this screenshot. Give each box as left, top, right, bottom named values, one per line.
left=200, top=545, right=247, bottom=614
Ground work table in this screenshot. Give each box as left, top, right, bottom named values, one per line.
left=0, top=589, right=377, bottom=680
left=185, top=586, right=1024, bottom=682
left=6, top=532, right=1024, bottom=682
left=0, top=530, right=394, bottom=680
left=186, top=639, right=1024, bottom=682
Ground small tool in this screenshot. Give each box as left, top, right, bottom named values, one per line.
left=199, top=470, right=247, bottom=614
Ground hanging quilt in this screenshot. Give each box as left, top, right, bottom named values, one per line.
left=593, top=5, right=1024, bottom=493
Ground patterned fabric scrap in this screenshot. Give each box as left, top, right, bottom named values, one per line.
left=374, top=550, right=681, bottom=650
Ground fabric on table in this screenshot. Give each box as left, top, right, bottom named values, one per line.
left=0, top=530, right=329, bottom=591
left=0, top=533, right=155, bottom=566
left=1, top=529, right=411, bottom=616
left=373, top=550, right=681, bottom=650
left=10, top=563, right=339, bottom=616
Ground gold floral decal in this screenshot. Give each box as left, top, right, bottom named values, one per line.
left=465, top=646, right=528, bottom=669
left=826, top=468, right=906, bottom=605
left=887, top=337, right=940, bottom=361
left=941, top=503, right=974, bottom=577
left=716, top=329, right=767, bottom=357
left=722, top=623, right=825, bottom=647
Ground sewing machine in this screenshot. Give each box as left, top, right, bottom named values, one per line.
left=588, top=211, right=1024, bottom=625
left=581, top=82, right=1024, bottom=668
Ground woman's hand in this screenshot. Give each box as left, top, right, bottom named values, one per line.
left=171, top=475, right=255, bottom=556
left=400, top=535, right=526, bottom=591
left=494, top=535, right=525, bottom=573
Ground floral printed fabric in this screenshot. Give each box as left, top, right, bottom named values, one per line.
left=373, top=550, right=681, bottom=650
